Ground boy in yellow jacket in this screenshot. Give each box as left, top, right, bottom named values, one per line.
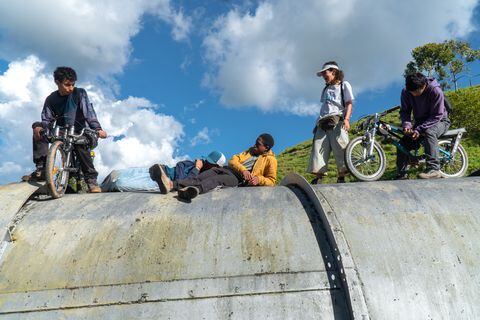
left=176, top=133, right=277, bottom=200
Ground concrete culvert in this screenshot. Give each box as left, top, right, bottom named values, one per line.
left=0, top=174, right=479, bottom=319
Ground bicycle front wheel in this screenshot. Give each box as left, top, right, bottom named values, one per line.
left=345, top=136, right=386, bottom=181
left=438, top=140, right=468, bottom=178
left=45, top=141, right=69, bottom=198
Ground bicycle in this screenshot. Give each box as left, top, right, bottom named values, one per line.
left=44, top=125, right=98, bottom=198
left=345, top=106, right=468, bottom=181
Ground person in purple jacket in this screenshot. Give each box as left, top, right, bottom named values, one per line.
left=396, top=72, right=450, bottom=179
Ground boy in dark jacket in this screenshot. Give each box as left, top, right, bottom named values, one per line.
left=397, top=73, right=450, bottom=179
left=22, top=67, right=107, bottom=192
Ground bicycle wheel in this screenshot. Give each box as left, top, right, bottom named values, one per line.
left=45, top=141, right=69, bottom=198
left=345, top=136, right=387, bottom=181
left=438, top=140, right=468, bottom=178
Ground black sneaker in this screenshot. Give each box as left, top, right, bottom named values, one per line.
left=394, top=173, right=409, bottom=180
left=178, top=186, right=200, bottom=200
left=21, top=169, right=45, bottom=182
left=337, top=177, right=346, bottom=183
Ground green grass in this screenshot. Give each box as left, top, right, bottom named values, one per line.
left=277, top=87, right=480, bottom=184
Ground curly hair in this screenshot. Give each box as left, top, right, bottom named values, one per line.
left=323, top=61, right=344, bottom=82
left=53, top=67, right=77, bottom=83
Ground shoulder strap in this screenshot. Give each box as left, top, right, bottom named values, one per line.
left=340, top=81, right=345, bottom=108
left=321, top=85, right=328, bottom=101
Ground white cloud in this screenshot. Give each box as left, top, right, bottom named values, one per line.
left=203, top=0, right=479, bottom=114
left=0, top=0, right=191, bottom=78
left=190, top=127, right=219, bottom=146
left=0, top=162, right=22, bottom=175
left=0, top=56, right=185, bottom=184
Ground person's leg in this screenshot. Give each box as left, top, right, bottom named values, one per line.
left=419, top=119, right=450, bottom=179
left=74, top=145, right=100, bottom=191
left=177, top=167, right=238, bottom=194
left=395, top=135, right=419, bottom=178
left=22, top=123, right=48, bottom=181
left=307, top=128, right=330, bottom=183
left=329, top=124, right=349, bottom=182
left=423, top=120, right=450, bottom=171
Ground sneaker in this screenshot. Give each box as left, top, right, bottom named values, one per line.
left=149, top=164, right=172, bottom=194
left=310, top=177, right=323, bottom=184
left=418, top=170, right=442, bottom=179
left=88, top=182, right=102, bottom=193
left=337, top=177, right=346, bottom=183
left=394, top=173, right=409, bottom=180
left=21, top=169, right=45, bottom=182
left=178, top=186, right=200, bottom=200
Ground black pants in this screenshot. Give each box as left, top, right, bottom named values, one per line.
left=396, top=118, right=450, bottom=175
left=175, top=167, right=239, bottom=194
left=32, top=130, right=98, bottom=183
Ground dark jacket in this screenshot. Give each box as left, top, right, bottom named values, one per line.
left=400, top=78, right=447, bottom=133
left=174, top=160, right=201, bottom=180
left=40, top=88, right=102, bottom=132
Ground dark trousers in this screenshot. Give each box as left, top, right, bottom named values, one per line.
left=396, top=118, right=450, bottom=174
left=175, top=167, right=239, bottom=194
left=32, top=133, right=98, bottom=183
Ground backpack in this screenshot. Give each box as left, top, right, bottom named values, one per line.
left=444, top=94, right=453, bottom=115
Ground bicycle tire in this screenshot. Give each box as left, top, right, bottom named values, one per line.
left=345, top=136, right=387, bottom=181
left=45, top=141, right=69, bottom=198
left=438, top=140, right=468, bottom=178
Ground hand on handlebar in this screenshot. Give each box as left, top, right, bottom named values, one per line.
left=33, top=127, right=43, bottom=141
left=403, top=127, right=420, bottom=140
left=97, top=129, right=107, bottom=139
left=403, top=127, right=413, bottom=135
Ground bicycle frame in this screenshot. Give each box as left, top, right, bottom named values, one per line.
left=47, top=125, right=94, bottom=186
left=358, top=112, right=462, bottom=164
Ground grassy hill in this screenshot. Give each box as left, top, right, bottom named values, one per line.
left=277, top=85, right=480, bottom=183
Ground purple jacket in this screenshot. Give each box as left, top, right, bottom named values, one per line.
left=400, top=78, right=447, bottom=133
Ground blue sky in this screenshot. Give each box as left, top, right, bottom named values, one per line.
left=0, top=0, right=479, bottom=184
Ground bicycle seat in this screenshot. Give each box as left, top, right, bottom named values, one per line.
left=440, top=128, right=466, bottom=138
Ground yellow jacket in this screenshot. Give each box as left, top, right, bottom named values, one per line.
left=228, top=149, right=277, bottom=186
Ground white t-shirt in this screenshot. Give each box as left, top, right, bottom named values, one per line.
left=317, top=81, right=354, bottom=121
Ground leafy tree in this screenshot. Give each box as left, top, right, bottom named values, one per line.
left=405, top=40, right=480, bottom=90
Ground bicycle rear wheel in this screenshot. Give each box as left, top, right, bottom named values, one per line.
left=45, top=141, right=69, bottom=198
left=345, top=136, right=386, bottom=181
left=438, top=140, right=468, bottom=178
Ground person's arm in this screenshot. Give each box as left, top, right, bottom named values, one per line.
left=342, top=101, right=353, bottom=131
left=400, top=90, right=413, bottom=129
left=256, top=156, right=277, bottom=186
left=34, top=98, right=55, bottom=140
left=414, top=88, right=445, bottom=133
left=79, top=89, right=106, bottom=137
left=185, top=159, right=203, bottom=178
left=40, top=97, right=56, bottom=129
left=229, top=150, right=249, bottom=174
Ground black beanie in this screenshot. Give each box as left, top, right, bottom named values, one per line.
left=259, top=133, right=274, bottom=149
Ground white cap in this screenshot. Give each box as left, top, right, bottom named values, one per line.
left=316, top=64, right=339, bottom=76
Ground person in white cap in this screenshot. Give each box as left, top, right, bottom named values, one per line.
left=307, top=61, right=354, bottom=184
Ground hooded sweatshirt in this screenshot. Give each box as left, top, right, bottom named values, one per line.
left=400, top=78, right=447, bottom=133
